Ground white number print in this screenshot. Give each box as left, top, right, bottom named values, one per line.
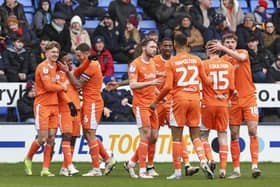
left=176, top=66, right=199, bottom=86
left=209, top=71, right=229, bottom=90
left=249, top=106, right=258, bottom=115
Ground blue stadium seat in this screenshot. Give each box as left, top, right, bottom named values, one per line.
left=239, top=0, right=248, bottom=8
left=15, top=107, right=21, bottom=122
left=84, top=20, right=100, bottom=29
left=131, top=0, right=137, bottom=7
left=18, top=0, right=32, bottom=7
left=25, top=12, right=33, bottom=24
left=23, top=6, right=34, bottom=13
left=250, top=0, right=258, bottom=11
left=99, top=0, right=112, bottom=8
left=0, top=107, right=8, bottom=117
left=212, top=0, right=220, bottom=9
left=114, top=64, right=128, bottom=73
left=0, top=0, right=3, bottom=5
left=139, top=20, right=157, bottom=33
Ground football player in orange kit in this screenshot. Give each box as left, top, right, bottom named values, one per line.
left=209, top=33, right=261, bottom=179
left=24, top=41, right=77, bottom=176
left=200, top=40, right=238, bottom=178
left=57, top=52, right=92, bottom=176
left=59, top=43, right=115, bottom=176
left=125, top=38, right=163, bottom=179
left=153, top=37, right=199, bottom=176
left=150, top=34, right=214, bottom=180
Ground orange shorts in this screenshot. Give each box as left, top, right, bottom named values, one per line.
left=82, top=103, right=103, bottom=130
left=170, top=99, right=200, bottom=127
left=34, top=104, right=59, bottom=130
left=157, top=102, right=170, bottom=127
left=59, top=111, right=81, bottom=136
left=201, top=106, right=229, bottom=132
left=133, top=106, right=159, bottom=129
left=230, top=95, right=259, bottom=125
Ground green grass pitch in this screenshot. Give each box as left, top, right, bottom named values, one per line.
left=0, top=162, right=279, bottom=187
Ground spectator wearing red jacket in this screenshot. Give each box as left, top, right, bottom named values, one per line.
left=91, top=35, right=114, bottom=76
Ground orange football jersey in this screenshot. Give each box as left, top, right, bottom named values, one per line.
left=202, top=58, right=235, bottom=107
left=128, top=56, right=157, bottom=107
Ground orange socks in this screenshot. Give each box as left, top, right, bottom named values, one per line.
left=62, top=141, right=72, bottom=168
left=231, top=140, right=240, bottom=168
left=181, top=139, right=189, bottom=165
left=219, top=144, right=228, bottom=170
left=250, top=136, right=259, bottom=167
left=172, top=142, right=182, bottom=170
left=88, top=140, right=99, bottom=168
left=138, top=139, right=148, bottom=173
left=193, top=138, right=206, bottom=162
left=42, top=144, right=53, bottom=169
left=97, top=138, right=110, bottom=161
left=71, top=145, right=74, bottom=156
left=148, top=142, right=156, bottom=167
left=26, top=140, right=41, bottom=160
left=202, top=139, right=213, bottom=161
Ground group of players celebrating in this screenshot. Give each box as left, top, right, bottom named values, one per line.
left=23, top=32, right=261, bottom=180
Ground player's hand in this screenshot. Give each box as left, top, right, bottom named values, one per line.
left=207, top=40, right=224, bottom=53
left=18, top=73, right=26, bottom=80
left=58, top=61, right=70, bottom=72
left=121, top=98, right=128, bottom=106
left=104, top=107, right=112, bottom=118
left=150, top=101, right=157, bottom=111
left=231, top=89, right=239, bottom=100
left=106, top=81, right=119, bottom=91
left=68, top=102, right=77, bottom=117
left=88, top=54, right=98, bottom=61
left=151, top=77, right=164, bottom=86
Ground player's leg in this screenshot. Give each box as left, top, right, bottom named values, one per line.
left=181, top=137, right=199, bottom=176
left=200, top=129, right=215, bottom=173
left=217, top=131, right=228, bottom=179
left=24, top=104, right=49, bottom=176
left=188, top=100, right=213, bottom=179
left=147, top=110, right=159, bottom=177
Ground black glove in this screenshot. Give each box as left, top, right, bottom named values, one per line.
left=68, top=102, right=77, bottom=117
left=88, top=54, right=99, bottom=61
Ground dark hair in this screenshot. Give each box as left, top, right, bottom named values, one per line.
left=147, top=30, right=158, bottom=36
left=40, top=35, right=50, bottom=41
left=141, top=38, right=157, bottom=47
left=222, top=33, right=238, bottom=43
left=247, top=33, right=259, bottom=43
left=205, top=40, right=221, bottom=56
left=58, top=51, right=68, bottom=61
left=174, top=34, right=187, bottom=46
left=160, top=37, right=173, bottom=44
left=12, top=35, right=24, bottom=43
left=76, top=43, right=91, bottom=52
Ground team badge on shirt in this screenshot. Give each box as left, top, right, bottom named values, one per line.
left=43, top=67, right=49, bottom=76
left=129, top=65, right=136, bottom=73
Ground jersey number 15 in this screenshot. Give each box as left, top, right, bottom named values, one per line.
left=209, top=71, right=229, bottom=90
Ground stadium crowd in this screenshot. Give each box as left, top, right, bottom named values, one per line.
left=0, top=0, right=280, bottom=122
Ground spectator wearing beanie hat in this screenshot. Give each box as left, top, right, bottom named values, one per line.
left=91, top=35, right=114, bottom=76
left=70, top=15, right=91, bottom=53
left=123, top=15, right=144, bottom=62
left=254, top=0, right=270, bottom=29
left=41, top=12, right=71, bottom=52
left=17, top=82, right=35, bottom=123
left=236, top=13, right=264, bottom=49
left=204, top=13, right=231, bottom=43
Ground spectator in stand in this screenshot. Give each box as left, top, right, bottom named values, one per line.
left=91, top=35, right=114, bottom=76
left=147, top=30, right=159, bottom=43
left=74, top=0, right=106, bottom=21
left=263, top=21, right=280, bottom=49
left=236, top=13, right=264, bottom=49
left=0, top=7, right=8, bottom=40
left=0, top=51, right=7, bottom=82
left=1, top=0, right=27, bottom=25
left=267, top=53, right=280, bottom=83
left=189, top=0, right=216, bottom=34
left=271, top=0, right=280, bottom=34
left=108, top=0, right=137, bottom=29
left=123, top=15, right=144, bottom=62
left=269, top=37, right=280, bottom=56
left=174, top=14, right=205, bottom=59
left=203, top=13, right=230, bottom=43
left=217, top=0, right=244, bottom=32
left=102, top=76, right=135, bottom=122
left=41, top=12, right=71, bottom=52
left=254, top=0, right=270, bottom=30
left=247, top=34, right=275, bottom=83
left=69, top=15, right=91, bottom=53
left=17, top=82, right=35, bottom=123
left=32, top=0, right=52, bottom=37
left=33, top=35, right=49, bottom=66
left=138, top=0, right=161, bottom=20
left=93, top=13, right=129, bottom=64
left=6, top=15, right=39, bottom=50
left=54, top=0, right=74, bottom=23
left=3, top=36, right=30, bottom=82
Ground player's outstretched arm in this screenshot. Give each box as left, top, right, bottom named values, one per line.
left=199, top=62, right=212, bottom=86
left=106, top=79, right=129, bottom=91
left=73, top=54, right=98, bottom=77
left=66, top=71, right=86, bottom=89
left=129, top=78, right=163, bottom=90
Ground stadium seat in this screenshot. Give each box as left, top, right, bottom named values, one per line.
left=139, top=20, right=157, bottom=33
left=25, top=12, right=33, bottom=25
left=0, top=107, right=8, bottom=117
left=99, top=0, right=112, bottom=8
left=114, top=64, right=128, bottom=73
left=131, top=0, right=137, bottom=7
left=84, top=20, right=100, bottom=29
left=212, top=0, right=220, bottom=9
left=15, top=107, right=21, bottom=122
left=18, top=0, right=32, bottom=7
